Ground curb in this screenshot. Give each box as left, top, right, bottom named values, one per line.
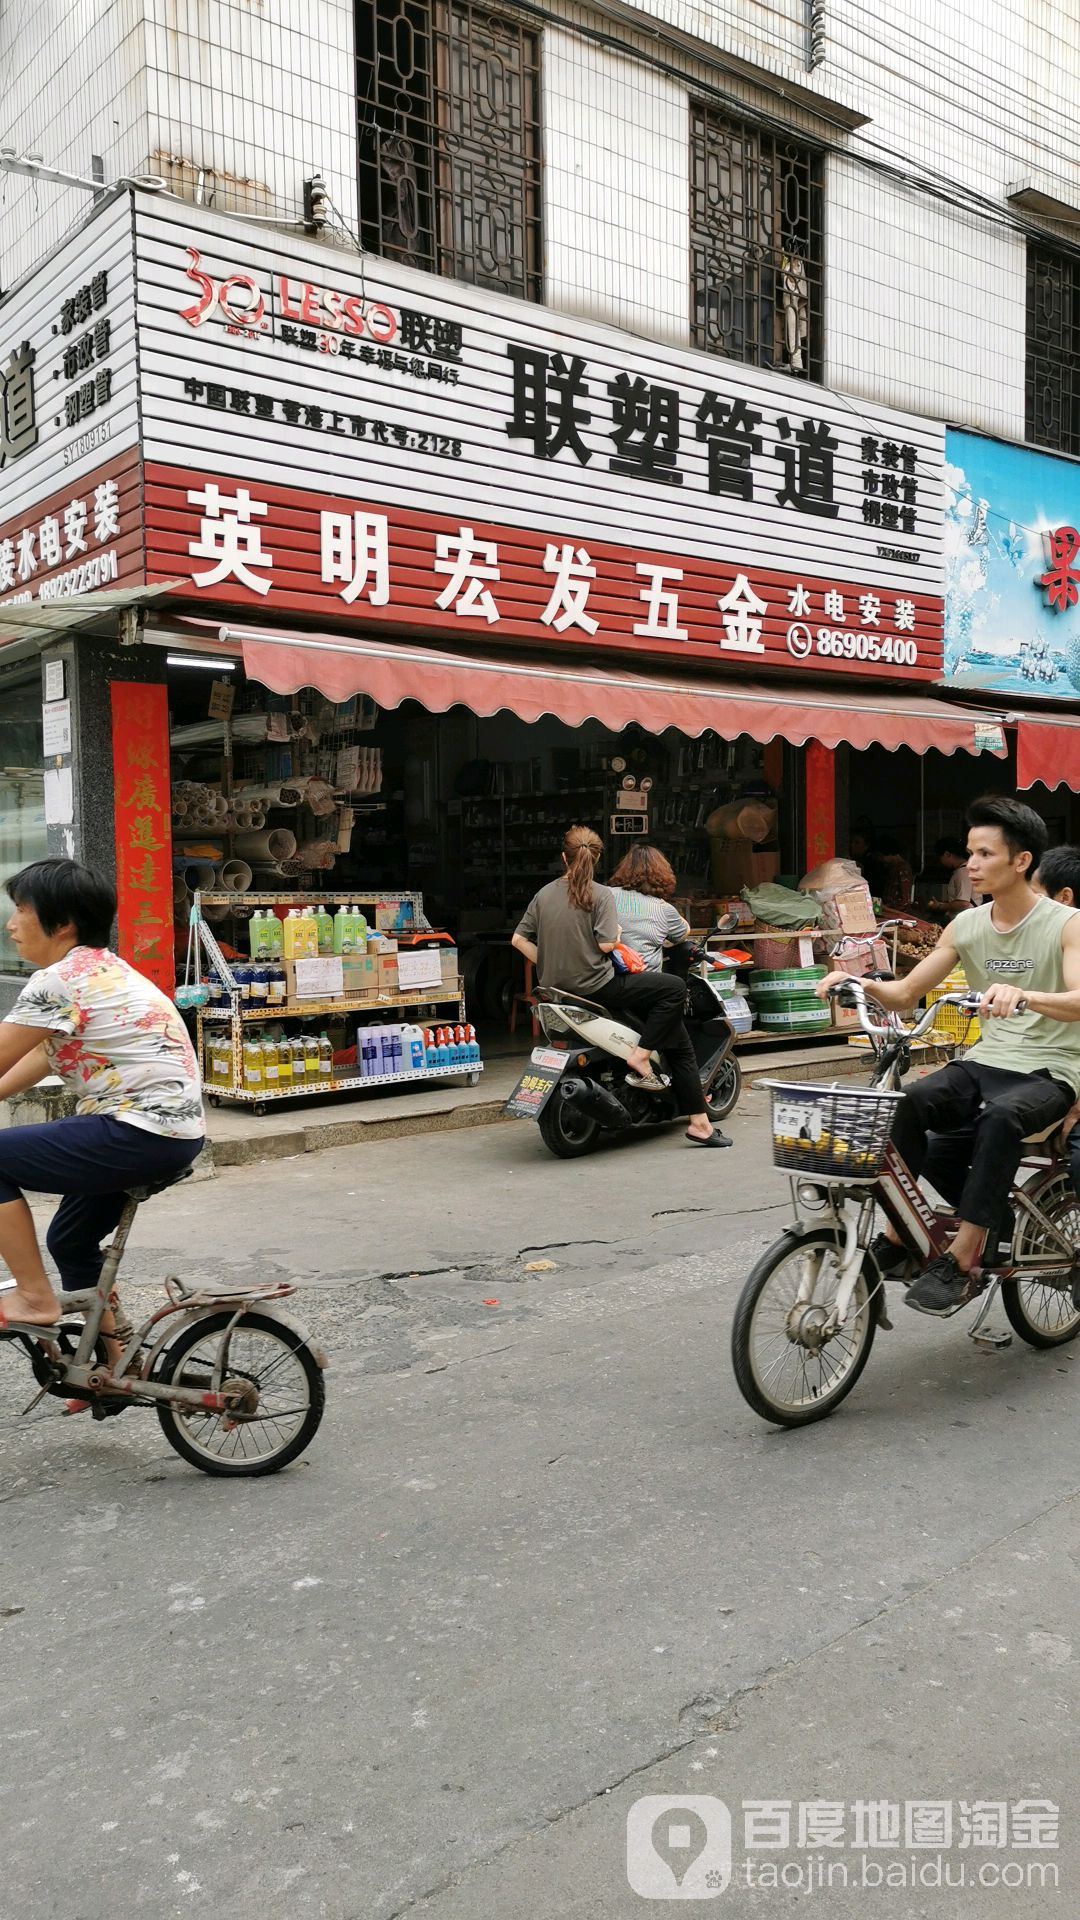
left=207, top=1096, right=512, bottom=1165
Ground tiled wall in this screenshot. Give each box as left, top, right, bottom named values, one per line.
left=1, top=0, right=1077, bottom=443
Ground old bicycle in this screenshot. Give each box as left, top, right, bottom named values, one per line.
left=1, top=1167, right=326, bottom=1474
left=730, top=981, right=1080, bottom=1427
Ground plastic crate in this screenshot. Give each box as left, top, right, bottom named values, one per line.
left=926, top=972, right=980, bottom=1046
left=764, top=1080, right=903, bottom=1181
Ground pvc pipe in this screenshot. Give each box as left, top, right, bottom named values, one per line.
left=231, top=828, right=297, bottom=862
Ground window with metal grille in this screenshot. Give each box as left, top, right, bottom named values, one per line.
left=1026, top=244, right=1080, bottom=456
left=356, top=0, right=542, bottom=302
left=690, top=105, right=823, bottom=380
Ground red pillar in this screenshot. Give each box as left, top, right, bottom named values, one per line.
left=803, top=740, right=836, bottom=875
left=111, top=681, right=175, bottom=994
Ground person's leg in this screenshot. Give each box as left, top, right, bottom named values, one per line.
left=595, top=974, right=715, bottom=1137
left=46, top=1191, right=130, bottom=1293
left=908, top=1069, right=1074, bottom=1313
left=888, top=1063, right=983, bottom=1184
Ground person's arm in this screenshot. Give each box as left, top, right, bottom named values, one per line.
left=0, top=1041, right=51, bottom=1100
left=512, top=898, right=539, bottom=967
left=984, top=915, right=1080, bottom=1020
left=593, top=887, right=620, bottom=955
left=818, top=925, right=960, bottom=1011
left=661, top=904, right=691, bottom=949
left=0, top=1021, right=60, bottom=1078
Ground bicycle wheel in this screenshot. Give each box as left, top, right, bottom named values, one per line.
left=1000, top=1171, right=1080, bottom=1349
left=731, top=1229, right=878, bottom=1427
left=155, top=1310, right=325, bottom=1475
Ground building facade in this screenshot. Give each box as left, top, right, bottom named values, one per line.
left=0, top=0, right=1078, bottom=1007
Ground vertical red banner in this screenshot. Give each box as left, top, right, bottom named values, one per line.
left=803, top=740, right=836, bottom=873
left=111, top=681, right=175, bottom=994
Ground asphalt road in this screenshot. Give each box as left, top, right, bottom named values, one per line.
left=3, top=1086, right=1079, bottom=1918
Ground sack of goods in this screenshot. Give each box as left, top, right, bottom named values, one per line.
left=749, top=965, right=832, bottom=1033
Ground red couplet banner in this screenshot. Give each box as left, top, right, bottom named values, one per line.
left=110, top=681, right=175, bottom=994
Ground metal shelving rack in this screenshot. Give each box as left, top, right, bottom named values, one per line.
left=191, top=889, right=482, bottom=1113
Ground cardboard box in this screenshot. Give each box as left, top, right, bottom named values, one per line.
left=831, top=1000, right=861, bottom=1031
left=440, top=946, right=459, bottom=983
left=285, top=956, right=345, bottom=1001
left=376, top=955, right=399, bottom=993
left=341, top=954, right=378, bottom=1000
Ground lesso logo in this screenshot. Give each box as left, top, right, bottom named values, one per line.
left=626, top=1795, right=731, bottom=1900
left=180, top=247, right=268, bottom=335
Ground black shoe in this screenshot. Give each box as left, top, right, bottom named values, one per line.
left=869, top=1232, right=912, bottom=1278
left=906, top=1253, right=970, bottom=1317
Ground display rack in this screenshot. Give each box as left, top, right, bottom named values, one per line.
left=190, top=889, right=482, bottom=1113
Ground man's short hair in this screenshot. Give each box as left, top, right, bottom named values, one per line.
left=5, top=858, right=116, bottom=948
left=966, top=796, right=1048, bottom=872
left=1035, top=845, right=1080, bottom=902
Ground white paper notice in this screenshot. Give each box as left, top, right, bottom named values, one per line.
left=396, top=948, right=443, bottom=991
left=293, top=956, right=344, bottom=998
left=44, top=660, right=65, bottom=703
left=44, top=766, right=74, bottom=824
left=42, top=699, right=72, bottom=756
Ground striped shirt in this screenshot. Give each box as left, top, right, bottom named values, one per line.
left=611, top=890, right=690, bottom=971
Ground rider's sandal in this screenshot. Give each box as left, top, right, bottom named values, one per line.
left=626, top=1070, right=670, bottom=1092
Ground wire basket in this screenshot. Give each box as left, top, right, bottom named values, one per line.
left=763, top=1080, right=903, bottom=1181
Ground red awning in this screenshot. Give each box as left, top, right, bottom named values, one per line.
left=219, top=624, right=1006, bottom=757
left=1017, top=714, right=1080, bottom=792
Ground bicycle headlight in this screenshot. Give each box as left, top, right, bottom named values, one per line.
left=796, top=1180, right=830, bottom=1211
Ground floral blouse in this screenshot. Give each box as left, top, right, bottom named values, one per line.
left=7, top=947, right=204, bottom=1139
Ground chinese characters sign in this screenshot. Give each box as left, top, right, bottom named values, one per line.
left=111, top=682, right=174, bottom=994
left=145, top=464, right=940, bottom=677
left=0, top=450, right=137, bottom=612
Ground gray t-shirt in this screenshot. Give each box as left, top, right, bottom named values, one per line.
left=516, top=879, right=620, bottom=995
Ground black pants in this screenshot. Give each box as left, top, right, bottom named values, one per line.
left=593, top=973, right=704, bottom=1118
left=890, top=1060, right=1073, bottom=1231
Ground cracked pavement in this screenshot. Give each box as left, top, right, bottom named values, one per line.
left=3, top=1084, right=1080, bottom=1916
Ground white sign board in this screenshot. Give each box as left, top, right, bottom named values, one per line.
left=396, top=948, right=443, bottom=991
left=293, top=956, right=344, bottom=998
left=42, top=698, right=72, bottom=756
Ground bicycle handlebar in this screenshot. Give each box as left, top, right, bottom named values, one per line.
left=827, top=978, right=984, bottom=1046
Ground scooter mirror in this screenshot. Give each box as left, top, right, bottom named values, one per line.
left=714, top=911, right=741, bottom=935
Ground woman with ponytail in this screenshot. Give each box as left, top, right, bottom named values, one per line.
left=512, top=827, right=726, bottom=1146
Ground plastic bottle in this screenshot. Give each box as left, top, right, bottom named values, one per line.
left=352, top=904, right=369, bottom=950
left=377, top=1027, right=393, bottom=1075
left=283, top=908, right=301, bottom=959
left=364, top=1026, right=380, bottom=1078
left=314, top=903, right=335, bottom=956
left=248, top=909, right=267, bottom=959
left=250, top=964, right=268, bottom=1009
left=390, top=1025, right=404, bottom=1075
left=318, top=1031, right=333, bottom=1078
left=266, top=911, right=283, bottom=960
left=404, top=1024, right=426, bottom=1072
left=466, top=1024, right=481, bottom=1065
left=334, top=903, right=351, bottom=955
left=261, top=1031, right=280, bottom=1091
left=302, top=1033, right=320, bottom=1079
left=431, top=1027, right=448, bottom=1069
left=268, top=963, right=286, bottom=1008
left=242, top=1035, right=263, bottom=1091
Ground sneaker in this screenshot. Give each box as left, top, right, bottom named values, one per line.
left=869, top=1232, right=912, bottom=1278
left=905, top=1253, right=970, bottom=1317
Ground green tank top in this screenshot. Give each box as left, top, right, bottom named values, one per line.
left=951, top=896, right=1080, bottom=1092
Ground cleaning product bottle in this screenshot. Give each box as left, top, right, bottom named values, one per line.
left=318, top=1031, right=333, bottom=1079
left=248, top=908, right=265, bottom=959
left=282, top=908, right=301, bottom=959
left=404, top=1024, right=426, bottom=1072
left=423, top=1027, right=436, bottom=1061
left=352, top=903, right=369, bottom=949
left=315, top=902, right=334, bottom=956
left=288, top=1031, right=304, bottom=1082
left=365, top=1026, right=381, bottom=1077
left=334, top=902, right=351, bottom=955
left=243, top=1035, right=263, bottom=1091
left=466, top=1024, right=481, bottom=1065
left=266, top=911, right=283, bottom=960
left=268, top=963, right=286, bottom=1008
left=379, top=1026, right=395, bottom=1075
left=304, top=1033, right=320, bottom=1079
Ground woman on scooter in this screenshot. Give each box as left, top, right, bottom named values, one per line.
left=512, top=826, right=728, bottom=1146
left=609, top=844, right=690, bottom=972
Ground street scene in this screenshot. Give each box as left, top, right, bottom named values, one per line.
left=5, top=1105, right=1079, bottom=1917
left=3, top=0, right=1080, bottom=1913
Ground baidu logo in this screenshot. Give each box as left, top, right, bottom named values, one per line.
left=626, top=1795, right=732, bottom=1899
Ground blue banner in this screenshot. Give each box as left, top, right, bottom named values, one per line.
left=944, top=429, right=1080, bottom=699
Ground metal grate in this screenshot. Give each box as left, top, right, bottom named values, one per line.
left=356, top=0, right=542, bottom=301
left=690, top=104, right=823, bottom=379
left=1026, top=243, right=1080, bottom=456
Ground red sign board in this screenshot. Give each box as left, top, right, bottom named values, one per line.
left=144, top=462, right=943, bottom=680
left=110, top=681, right=175, bottom=994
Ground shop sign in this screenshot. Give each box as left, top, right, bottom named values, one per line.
left=0, top=451, right=137, bottom=612
left=0, top=194, right=138, bottom=549
left=136, top=203, right=944, bottom=676
left=110, top=682, right=175, bottom=994
left=144, top=468, right=938, bottom=678
left=945, top=429, right=1080, bottom=698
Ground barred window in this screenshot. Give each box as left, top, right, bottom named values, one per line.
left=356, top=0, right=542, bottom=302
left=1026, top=244, right=1080, bottom=456
left=690, top=105, right=823, bottom=380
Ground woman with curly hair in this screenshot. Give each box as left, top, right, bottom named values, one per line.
left=609, top=844, right=690, bottom=971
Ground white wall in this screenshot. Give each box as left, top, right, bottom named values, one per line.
left=544, top=31, right=688, bottom=342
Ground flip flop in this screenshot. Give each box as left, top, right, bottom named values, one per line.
left=685, top=1129, right=732, bottom=1148
left=0, top=1304, right=60, bottom=1335
left=625, top=1069, right=671, bottom=1092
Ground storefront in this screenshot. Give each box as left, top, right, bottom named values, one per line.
left=0, top=187, right=1019, bottom=1077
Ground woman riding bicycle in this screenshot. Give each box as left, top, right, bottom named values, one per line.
left=0, top=859, right=204, bottom=1345
left=511, top=826, right=727, bottom=1147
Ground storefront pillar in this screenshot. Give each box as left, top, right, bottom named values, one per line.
left=803, top=740, right=836, bottom=873
left=39, top=633, right=173, bottom=988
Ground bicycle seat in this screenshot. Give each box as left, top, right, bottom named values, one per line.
left=126, top=1166, right=196, bottom=1203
